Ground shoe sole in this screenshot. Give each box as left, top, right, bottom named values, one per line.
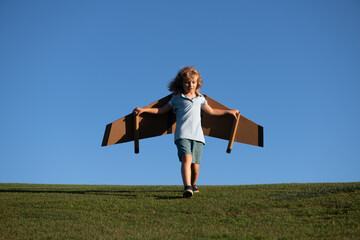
left=183, top=190, right=193, bottom=198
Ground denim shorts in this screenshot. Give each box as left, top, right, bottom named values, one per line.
left=175, top=138, right=204, bottom=164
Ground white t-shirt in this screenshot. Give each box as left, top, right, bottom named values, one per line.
left=168, top=93, right=208, bottom=144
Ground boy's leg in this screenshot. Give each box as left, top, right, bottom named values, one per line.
left=191, top=141, right=203, bottom=191
left=191, top=163, right=199, bottom=186
left=181, top=154, right=193, bottom=187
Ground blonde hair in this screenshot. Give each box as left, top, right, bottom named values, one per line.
left=168, top=66, right=203, bottom=95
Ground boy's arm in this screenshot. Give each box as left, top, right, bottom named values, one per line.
left=202, top=104, right=239, bottom=118
left=134, top=103, right=172, bottom=116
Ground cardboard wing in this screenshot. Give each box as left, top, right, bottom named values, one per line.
left=101, top=94, right=263, bottom=153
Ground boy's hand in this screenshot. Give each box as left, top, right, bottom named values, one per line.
left=133, top=107, right=144, bottom=116
left=229, top=109, right=240, bottom=118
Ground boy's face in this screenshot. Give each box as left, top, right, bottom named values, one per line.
left=182, top=77, right=198, bottom=95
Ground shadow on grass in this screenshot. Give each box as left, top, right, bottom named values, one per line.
left=0, top=189, right=133, bottom=195
left=156, top=195, right=183, bottom=200
left=0, top=189, right=183, bottom=199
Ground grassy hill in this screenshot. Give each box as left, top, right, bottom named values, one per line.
left=0, top=182, right=359, bottom=239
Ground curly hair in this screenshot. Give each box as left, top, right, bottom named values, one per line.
left=168, top=66, right=203, bottom=95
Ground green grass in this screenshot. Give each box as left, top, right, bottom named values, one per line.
left=1, top=182, right=359, bottom=239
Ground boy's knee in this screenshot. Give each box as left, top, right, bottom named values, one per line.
left=192, top=165, right=199, bottom=174
left=191, top=163, right=199, bottom=170
left=181, top=154, right=192, bottom=164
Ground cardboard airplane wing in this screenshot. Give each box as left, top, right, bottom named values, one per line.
left=101, top=94, right=263, bottom=153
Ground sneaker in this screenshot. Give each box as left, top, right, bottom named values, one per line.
left=183, top=186, right=193, bottom=198
left=192, top=185, right=199, bottom=193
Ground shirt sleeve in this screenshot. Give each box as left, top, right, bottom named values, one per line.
left=202, top=95, right=208, bottom=106
left=168, top=95, right=175, bottom=107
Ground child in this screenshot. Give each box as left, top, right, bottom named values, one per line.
left=134, top=66, right=239, bottom=198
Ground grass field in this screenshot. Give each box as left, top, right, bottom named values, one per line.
left=0, top=182, right=359, bottom=239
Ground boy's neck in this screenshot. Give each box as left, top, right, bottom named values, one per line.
left=183, top=91, right=197, bottom=99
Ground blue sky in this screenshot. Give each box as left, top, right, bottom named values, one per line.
left=1, top=0, right=359, bottom=185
